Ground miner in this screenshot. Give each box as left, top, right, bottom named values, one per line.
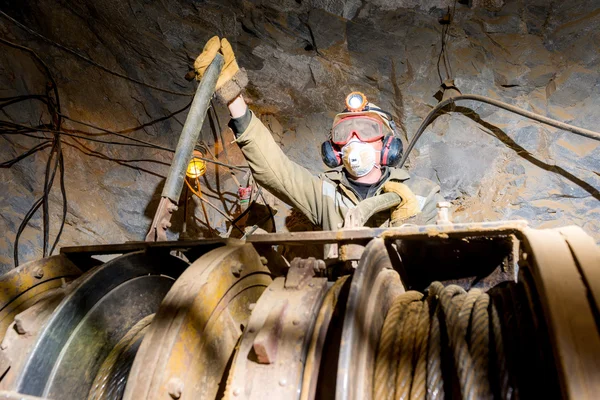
left=195, top=37, right=444, bottom=230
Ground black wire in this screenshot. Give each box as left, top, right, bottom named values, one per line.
left=0, top=35, right=65, bottom=264
left=0, top=11, right=194, bottom=97
left=41, top=139, right=58, bottom=257
left=13, top=197, right=42, bottom=267
left=0, top=141, right=53, bottom=167
left=1, top=121, right=171, bottom=148
left=50, top=145, right=67, bottom=255
left=436, top=0, right=458, bottom=84
left=13, top=154, right=59, bottom=266
left=259, top=190, right=277, bottom=233
left=58, top=103, right=192, bottom=150
left=0, top=94, right=50, bottom=108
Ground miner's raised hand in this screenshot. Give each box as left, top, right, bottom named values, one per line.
left=194, top=36, right=248, bottom=104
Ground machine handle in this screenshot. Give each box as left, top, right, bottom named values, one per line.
left=145, top=53, right=224, bottom=242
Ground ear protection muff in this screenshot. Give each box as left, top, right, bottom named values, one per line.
left=380, top=135, right=403, bottom=167
left=321, top=136, right=403, bottom=168
left=321, top=140, right=342, bottom=168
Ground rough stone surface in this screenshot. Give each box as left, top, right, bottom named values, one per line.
left=0, top=0, right=599, bottom=273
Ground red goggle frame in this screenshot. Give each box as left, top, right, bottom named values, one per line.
left=331, top=116, right=385, bottom=146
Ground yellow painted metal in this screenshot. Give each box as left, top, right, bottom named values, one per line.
left=520, top=228, right=600, bottom=399
left=123, top=243, right=272, bottom=400
left=0, top=255, right=81, bottom=341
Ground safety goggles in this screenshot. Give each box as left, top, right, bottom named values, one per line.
left=331, top=116, right=385, bottom=146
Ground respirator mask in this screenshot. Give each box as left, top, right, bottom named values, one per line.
left=341, top=139, right=380, bottom=178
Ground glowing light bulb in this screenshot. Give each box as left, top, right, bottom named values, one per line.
left=345, top=91, right=368, bottom=112
left=186, top=151, right=207, bottom=179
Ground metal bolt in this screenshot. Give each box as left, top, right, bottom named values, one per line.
left=233, top=388, right=241, bottom=396
left=308, top=282, right=314, bottom=287
left=279, top=378, right=287, bottom=387
left=231, top=262, right=244, bottom=278
left=14, top=319, right=27, bottom=335
left=33, top=268, right=44, bottom=279
left=436, top=201, right=452, bottom=225
left=167, top=377, right=184, bottom=399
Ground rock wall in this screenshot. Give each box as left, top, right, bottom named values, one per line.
left=0, top=0, right=598, bottom=273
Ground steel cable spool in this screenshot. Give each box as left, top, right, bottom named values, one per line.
left=10, top=251, right=188, bottom=399
left=371, top=226, right=600, bottom=400
left=123, top=243, right=272, bottom=400
left=88, top=314, right=155, bottom=400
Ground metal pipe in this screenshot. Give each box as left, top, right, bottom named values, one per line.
left=162, top=53, right=224, bottom=202
left=343, top=192, right=402, bottom=228
left=400, top=94, right=600, bottom=168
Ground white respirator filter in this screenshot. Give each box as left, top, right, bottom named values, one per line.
left=341, top=140, right=378, bottom=177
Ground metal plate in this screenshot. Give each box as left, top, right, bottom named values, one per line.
left=123, top=243, right=271, bottom=400
left=15, top=251, right=187, bottom=397
left=0, top=255, right=81, bottom=341
left=224, top=273, right=327, bottom=399
left=300, top=275, right=350, bottom=400
left=555, top=226, right=600, bottom=316
left=336, top=238, right=404, bottom=400
left=520, top=228, right=600, bottom=399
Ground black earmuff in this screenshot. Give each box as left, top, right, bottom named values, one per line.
left=380, top=135, right=403, bottom=167
left=321, top=140, right=342, bottom=168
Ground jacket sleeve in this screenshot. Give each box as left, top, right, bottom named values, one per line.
left=234, top=112, right=324, bottom=225
left=402, top=175, right=444, bottom=225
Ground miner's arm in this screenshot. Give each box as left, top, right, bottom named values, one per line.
left=228, top=96, right=325, bottom=226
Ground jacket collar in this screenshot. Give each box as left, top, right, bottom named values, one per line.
left=322, top=167, right=410, bottom=203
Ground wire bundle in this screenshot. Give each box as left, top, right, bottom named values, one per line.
left=0, top=14, right=252, bottom=264
left=374, top=274, right=560, bottom=400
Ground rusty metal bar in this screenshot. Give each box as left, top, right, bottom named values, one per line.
left=64, top=220, right=530, bottom=258
left=145, top=53, right=224, bottom=242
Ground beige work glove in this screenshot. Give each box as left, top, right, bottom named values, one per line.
left=383, top=181, right=420, bottom=225
left=194, top=36, right=248, bottom=104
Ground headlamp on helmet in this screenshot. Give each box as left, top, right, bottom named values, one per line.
left=345, top=91, right=368, bottom=112
left=320, top=92, right=405, bottom=169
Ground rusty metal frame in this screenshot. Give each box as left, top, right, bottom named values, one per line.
left=224, top=258, right=328, bottom=399
left=0, top=255, right=81, bottom=342
left=61, top=220, right=529, bottom=257
left=519, top=227, right=600, bottom=399
left=123, top=243, right=272, bottom=400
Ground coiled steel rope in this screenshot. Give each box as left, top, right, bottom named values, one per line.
left=374, top=279, right=560, bottom=400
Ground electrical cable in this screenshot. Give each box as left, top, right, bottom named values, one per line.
left=0, top=36, right=66, bottom=265
left=0, top=141, right=53, bottom=167
left=58, top=107, right=191, bottom=150
left=0, top=11, right=194, bottom=97
left=41, top=138, right=58, bottom=257
left=0, top=35, right=250, bottom=258
left=399, top=93, right=600, bottom=168
left=50, top=143, right=67, bottom=255
left=436, top=0, right=457, bottom=84
left=185, top=177, right=245, bottom=235
left=1, top=120, right=250, bottom=170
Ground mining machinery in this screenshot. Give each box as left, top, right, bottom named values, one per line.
left=1, top=54, right=599, bottom=400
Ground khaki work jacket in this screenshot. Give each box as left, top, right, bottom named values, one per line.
left=235, top=112, right=444, bottom=230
